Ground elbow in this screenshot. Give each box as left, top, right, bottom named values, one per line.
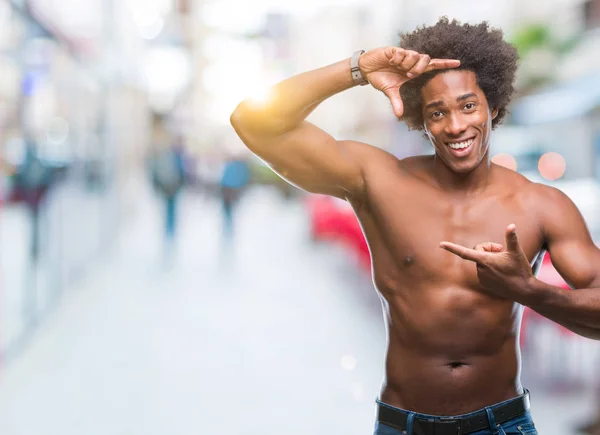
left=231, top=97, right=286, bottom=131
left=230, top=102, right=248, bottom=131
left=230, top=102, right=263, bottom=136
left=230, top=104, right=251, bottom=144
left=230, top=103, right=263, bottom=153
left=230, top=103, right=285, bottom=151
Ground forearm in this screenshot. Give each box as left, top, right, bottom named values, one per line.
left=230, top=58, right=357, bottom=135
left=526, top=278, right=600, bottom=340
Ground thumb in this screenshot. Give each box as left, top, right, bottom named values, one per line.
left=382, top=87, right=404, bottom=118
left=505, top=224, right=520, bottom=252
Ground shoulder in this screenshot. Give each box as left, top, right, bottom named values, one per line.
left=341, top=140, right=399, bottom=161
left=516, top=178, right=586, bottom=241
left=529, top=182, right=566, bottom=198
left=340, top=140, right=404, bottom=174
left=398, top=154, right=433, bottom=169
left=361, top=153, right=437, bottom=184
left=371, top=153, right=433, bottom=181
left=492, top=165, right=577, bottom=216
left=492, top=165, right=554, bottom=204
left=492, top=163, right=530, bottom=189
left=520, top=179, right=573, bottom=209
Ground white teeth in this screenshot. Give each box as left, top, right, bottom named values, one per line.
left=448, top=138, right=474, bottom=150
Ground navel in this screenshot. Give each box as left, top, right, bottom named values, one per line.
left=403, top=256, right=415, bottom=267
left=447, top=361, right=468, bottom=369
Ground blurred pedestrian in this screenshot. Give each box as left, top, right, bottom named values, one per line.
left=219, top=155, right=251, bottom=238
left=14, top=142, right=54, bottom=262
left=149, top=122, right=187, bottom=250
left=12, top=140, right=59, bottom=327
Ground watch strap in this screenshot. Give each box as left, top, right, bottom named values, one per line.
left=350, top=50, right=368, bottom=86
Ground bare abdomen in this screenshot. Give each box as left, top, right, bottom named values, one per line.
left=378, top=286, right=523, bottom=415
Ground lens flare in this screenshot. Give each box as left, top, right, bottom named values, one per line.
left=246, top=86, right=273, bottom=107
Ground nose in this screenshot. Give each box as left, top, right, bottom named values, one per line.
left=444, top=112, right=468, bottom=138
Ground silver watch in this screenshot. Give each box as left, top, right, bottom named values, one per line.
left=351, top=50, right=368, bottom=86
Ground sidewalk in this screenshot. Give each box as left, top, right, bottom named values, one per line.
left=0, top=186, right=596, bottom=435
left=0, top=187, right=385, bottom=435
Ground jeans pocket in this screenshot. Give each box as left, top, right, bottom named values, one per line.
left=497, top=421, right=537, bottom=435
left=516, top=424, right=537, bottom=435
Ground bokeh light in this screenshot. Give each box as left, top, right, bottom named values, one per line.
left=491, top=153, right=518, bottom=171
left=538, top=152, right=566, bottom=181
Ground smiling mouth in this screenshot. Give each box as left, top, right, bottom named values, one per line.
left=446, top=137, right=475, bottom=150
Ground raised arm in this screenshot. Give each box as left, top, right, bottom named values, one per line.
left=230, top=47, right=459, bottom=200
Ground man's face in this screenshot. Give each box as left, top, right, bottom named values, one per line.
left=421, top=70, right=497, bottom=174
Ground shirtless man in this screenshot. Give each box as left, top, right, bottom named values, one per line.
left=230, top=18, right=600, bottom=435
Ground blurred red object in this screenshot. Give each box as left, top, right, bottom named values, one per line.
left=521, top=253, right=574, bottom=345
left=305, top=194, right=370, bottom=269
left=536, top=253, right=569, bottom=290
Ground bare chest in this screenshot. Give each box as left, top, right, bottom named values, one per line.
left=358, top=180, right=544, bottom=288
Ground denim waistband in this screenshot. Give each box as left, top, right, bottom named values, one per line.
left=376, top=389, right=530, bottom=420
left=376, top=390, right=531, bottom=435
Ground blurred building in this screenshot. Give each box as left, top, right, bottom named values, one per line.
left=0, top=0, right=182, bottom=363
left=508, top=0, right=600, bottom=184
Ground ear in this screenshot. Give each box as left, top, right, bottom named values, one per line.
left=491, top=108, right=499, bottom=119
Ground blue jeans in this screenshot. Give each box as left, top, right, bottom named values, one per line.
left=374, top=394, right=537, bottom=435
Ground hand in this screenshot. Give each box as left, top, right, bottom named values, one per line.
left=439, top=224, right=535, bottom=304
left=358, top=47, right=460, bottom=117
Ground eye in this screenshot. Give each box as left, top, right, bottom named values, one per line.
left=430, top=111, right=443, bottom=119
left=464, top=102, right=476, bottom=110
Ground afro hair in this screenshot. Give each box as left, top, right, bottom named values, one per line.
left=398, top=17, right=519, bottom=131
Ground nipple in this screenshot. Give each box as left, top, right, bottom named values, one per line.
left=403, top=256, right=415, bottom=266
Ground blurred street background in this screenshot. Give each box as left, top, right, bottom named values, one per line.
left=0, top=0, right=600, bottom=434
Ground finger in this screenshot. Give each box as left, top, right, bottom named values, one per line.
left=400, top=51, right=420, bottom=72
left=425, top=59, right=461, bottom=72
left=505, top=224, right=520, bottom=252
left=382, top=87, right=404, bottom=117
left=406, top=54, right=430, bottom=78
left=439, top=242, right=486, bottom=263
left=385, top=47, right=397, bottom=61
left=487, top=242, right=505, bottom=252
left=475, top=242, right=504, bottom=253
left=473, top=244, right=487, bottom=252
left=388, top=48, right=407, bottom=65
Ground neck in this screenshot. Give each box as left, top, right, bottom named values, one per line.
left=431, top=153, right=493, bottom=195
